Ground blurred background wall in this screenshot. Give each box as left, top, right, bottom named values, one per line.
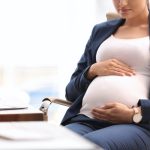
left=0, top=0, right=115, bottom=123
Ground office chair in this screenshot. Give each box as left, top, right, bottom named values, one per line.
left=40, top=12, right=120, bottom=118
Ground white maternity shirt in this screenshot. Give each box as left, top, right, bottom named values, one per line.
left=80, top=35, right=150, bottom=118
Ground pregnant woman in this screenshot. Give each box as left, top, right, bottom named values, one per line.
left=61, top=0, right=150, bottom=150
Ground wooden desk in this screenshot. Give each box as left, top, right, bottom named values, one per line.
left=0, top=107, right=46, bottom=121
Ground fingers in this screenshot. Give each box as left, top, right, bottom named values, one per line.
left=107, top=59, right=135, bottom=76
left=96, top=59, right=135, bottom=76
left=91, top=107, right=116, bottom=123
left=91, top=102, right=115, bottom=119
left=101, top=103, right=116, bottom=109
left=107, top=68, right=131, bottom=76
left=112, top=59, right=131, bottom=69
left=92, top=108, right=109, bottom=120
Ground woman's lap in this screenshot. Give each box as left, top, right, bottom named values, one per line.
left=65, top=122, right=95, bottom=135
left=65, top=123, right=150, bottom=150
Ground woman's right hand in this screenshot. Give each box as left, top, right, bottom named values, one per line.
left=87, top=59, right=135, bottom=80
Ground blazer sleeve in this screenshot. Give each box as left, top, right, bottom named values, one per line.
left=138, top=99, right=150, bottom=122
left=65, top=26, right=97, bottom=102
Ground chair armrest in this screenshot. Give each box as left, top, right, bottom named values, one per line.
left=47, top=97, right=72, bottom=107
left=39, top=97, right=72, bottom=115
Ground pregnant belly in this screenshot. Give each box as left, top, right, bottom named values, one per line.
left=80, top=75, right=148, bottom=117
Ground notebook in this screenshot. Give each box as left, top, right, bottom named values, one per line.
left=0, top=87, right=30, bottom=110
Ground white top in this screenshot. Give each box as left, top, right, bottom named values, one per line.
left=80, top=35, right=150, bottom=118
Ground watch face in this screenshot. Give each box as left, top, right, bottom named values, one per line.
left=133, top=113, right=142, bottom=123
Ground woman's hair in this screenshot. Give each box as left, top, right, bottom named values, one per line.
left=147, top=0, right=150, bottom=10
left=147, top=0, right=150, bottom=50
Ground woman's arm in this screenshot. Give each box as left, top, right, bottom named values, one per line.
left=65, top=53, right=93, bottom=102
left=65, top=24, right=98, bottom=102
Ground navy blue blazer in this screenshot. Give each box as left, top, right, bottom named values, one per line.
left=61, top=18, right=150, bottom=130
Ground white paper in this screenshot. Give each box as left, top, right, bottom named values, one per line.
left=0, top=87, right=30, bottom=109
left=0, top=122, right=101, bottom=150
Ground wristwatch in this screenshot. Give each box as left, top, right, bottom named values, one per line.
left=132, top=107, right=142, bottom=123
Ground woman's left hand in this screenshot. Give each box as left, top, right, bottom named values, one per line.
left=91, top=102, right=134, bottom=124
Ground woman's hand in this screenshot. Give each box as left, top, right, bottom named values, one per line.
left=87, top=59, right=135, bottom=80
left=91, top=102, right=134, bottom=123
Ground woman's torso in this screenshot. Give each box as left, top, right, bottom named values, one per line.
left=80, top=35, right=150, bottom=118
